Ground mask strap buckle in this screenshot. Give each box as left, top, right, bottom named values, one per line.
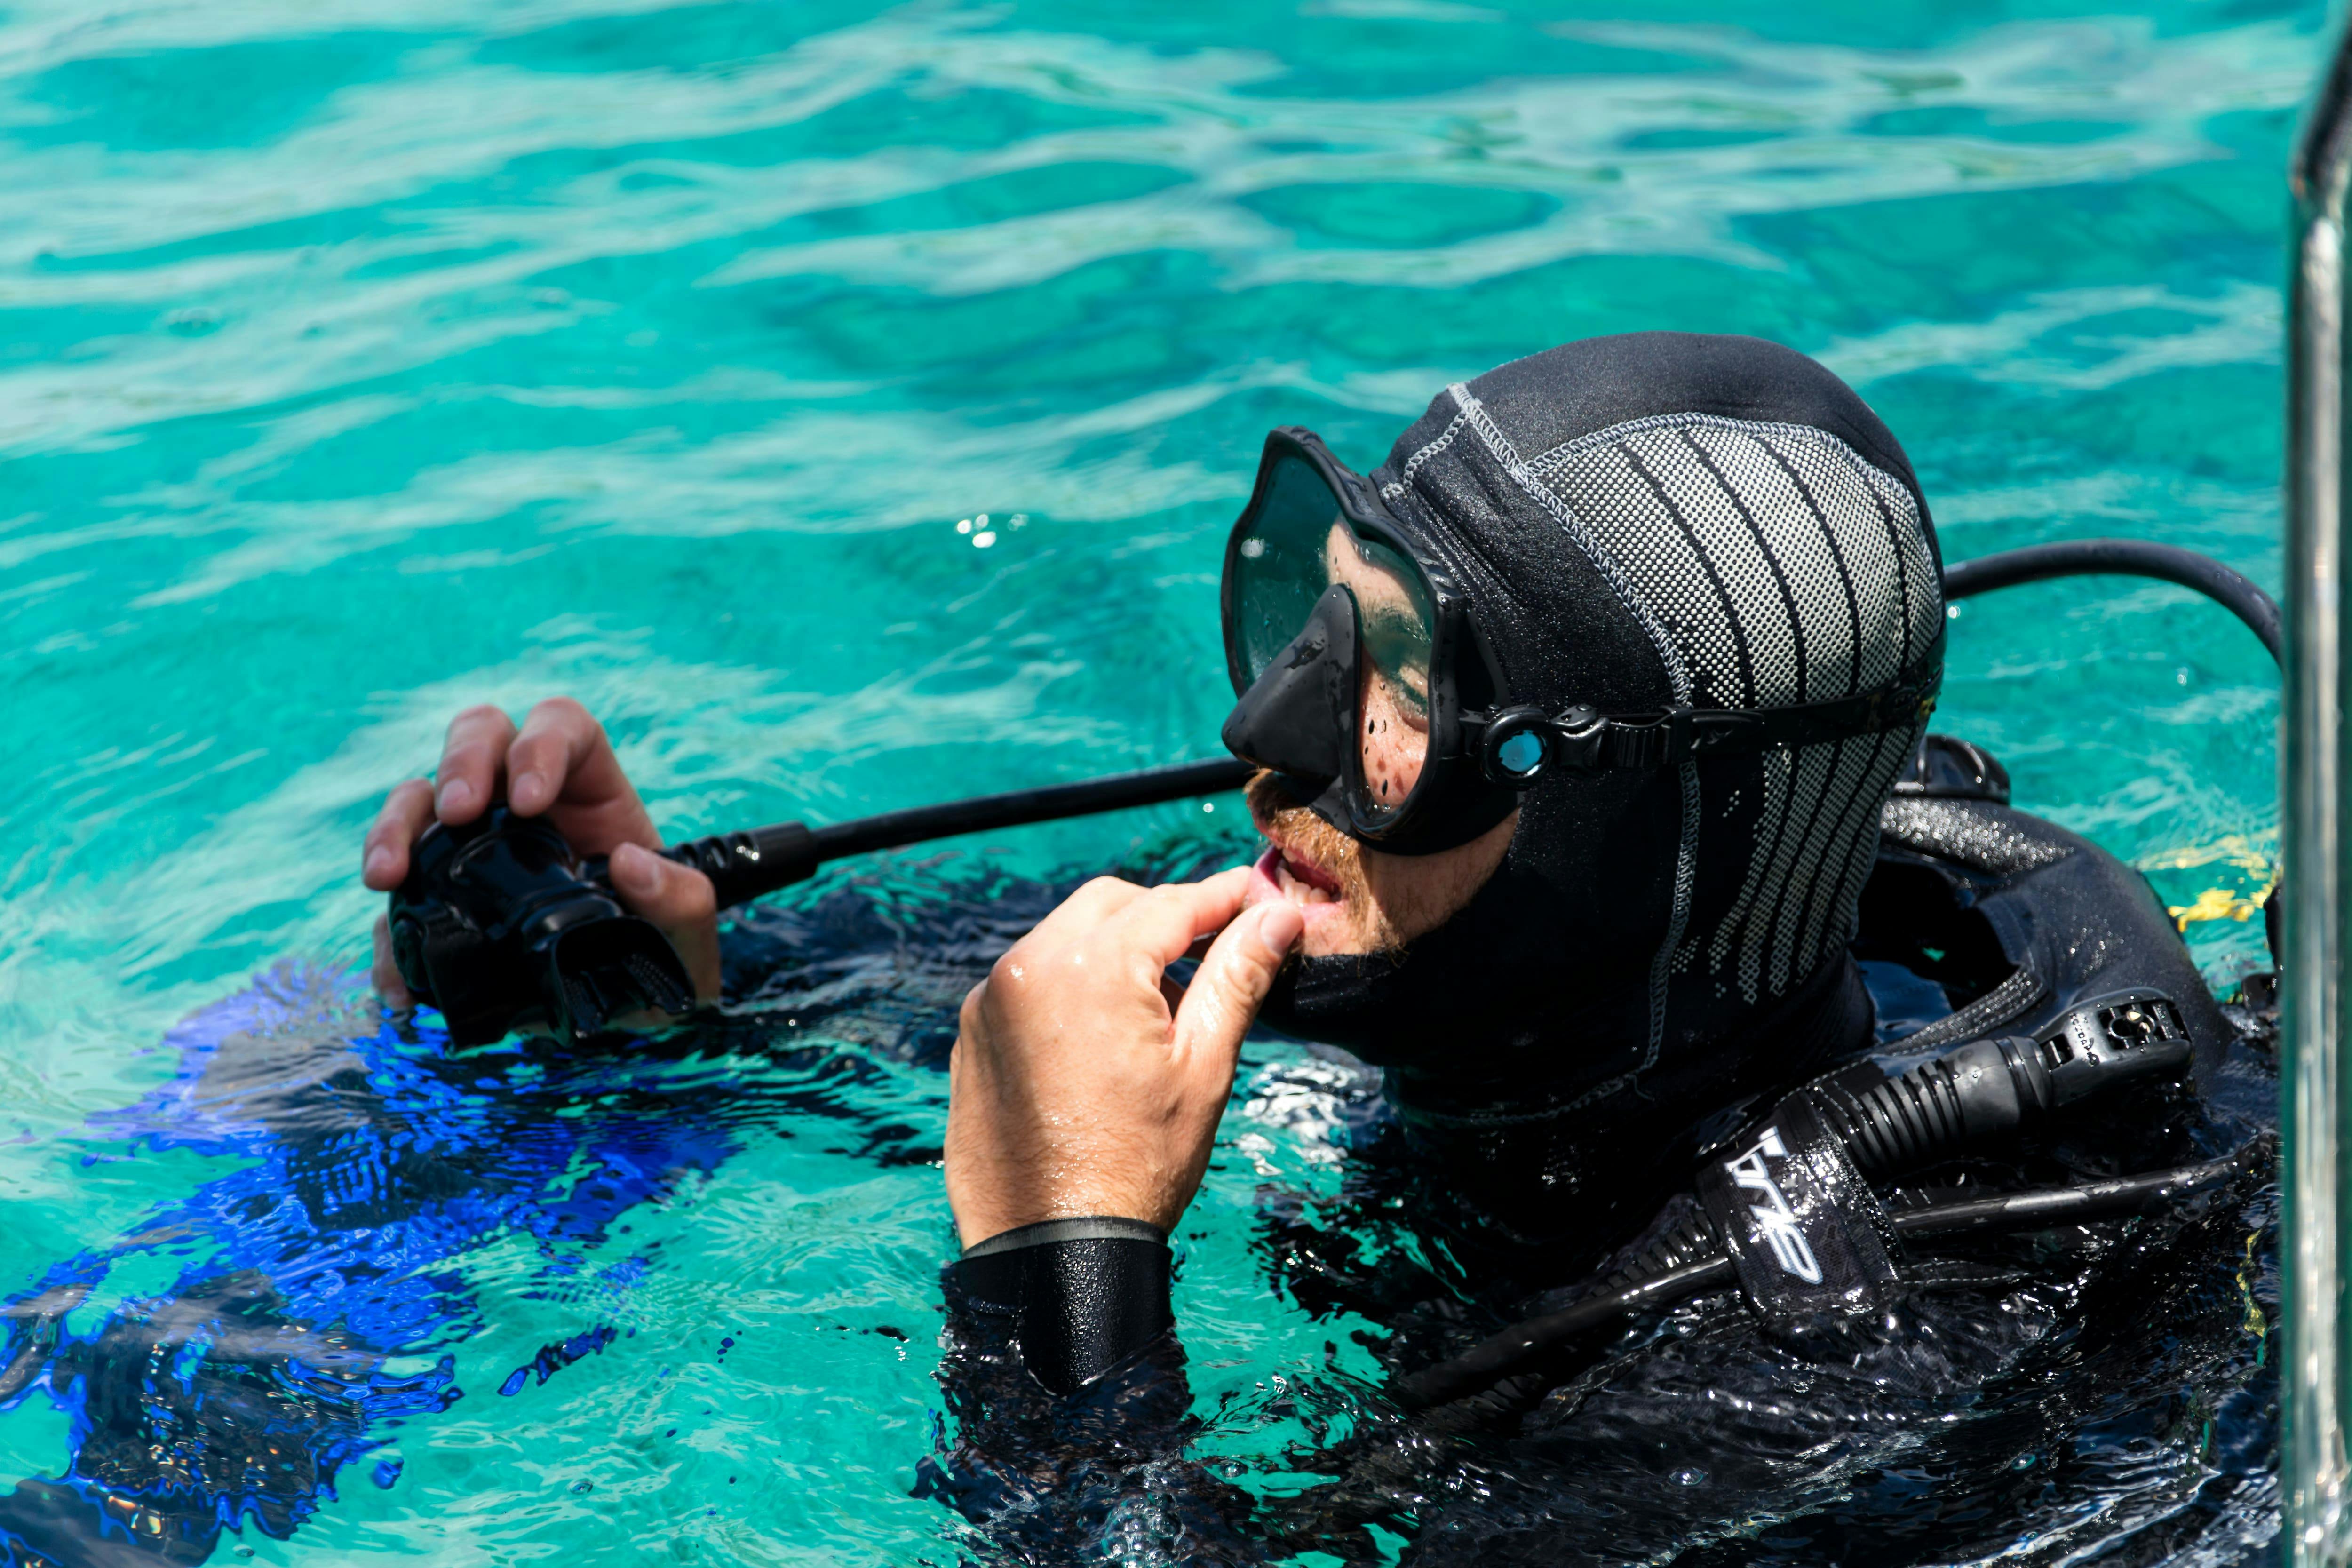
left=1550, top=705, right=1609, bottom=772
left=1477, top=654, right=1942, bottom=787
left=1596, top=706, right=1692, bottom=770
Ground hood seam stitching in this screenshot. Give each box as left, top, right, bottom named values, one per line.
left=1446, top=382, right=1700, bottom=1107
left=1379, top=403, right=1473, bottom=500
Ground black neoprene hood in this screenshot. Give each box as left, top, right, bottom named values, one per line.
left=1253, top=332, right=1946, bottom=1211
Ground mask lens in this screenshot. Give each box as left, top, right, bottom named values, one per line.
left=1229, top=454, right=1437, bottom=814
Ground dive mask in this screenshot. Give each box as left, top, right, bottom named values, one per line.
left=1218, top=427, right=1945, bottom=855
left=1219, top=427, right=1511, bottom=854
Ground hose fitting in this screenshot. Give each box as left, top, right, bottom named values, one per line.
left=1810, top=990, right=2190, bottom=1178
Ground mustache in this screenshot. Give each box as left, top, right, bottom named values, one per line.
left=1245, top=771, right=1388, bottom=944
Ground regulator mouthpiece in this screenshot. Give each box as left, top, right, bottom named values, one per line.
left=388, top=808, right=693, bottom=1047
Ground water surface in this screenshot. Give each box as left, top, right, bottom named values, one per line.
left=0, top=1, right=2309, bottom=1562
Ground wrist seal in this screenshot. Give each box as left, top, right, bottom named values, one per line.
left=950, top=1218, right=1173, bottom=1395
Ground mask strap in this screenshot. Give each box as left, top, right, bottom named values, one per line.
left=1468, top=634, right=1945, bottom=785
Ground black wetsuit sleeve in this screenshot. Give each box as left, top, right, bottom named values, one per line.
left=947, top=1216, right=1174, bottom=1394
left=919, top=1219, right=1256, bottom=1559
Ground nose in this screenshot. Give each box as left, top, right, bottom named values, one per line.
left=1221, top=585, right=1357, bottom=791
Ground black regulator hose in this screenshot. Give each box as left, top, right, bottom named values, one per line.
left=1812, top=993, right=2193, bottom=1176
left=1940, top=538, right=2281, bottom=667
left=395, top=540, right=2282, bottom=1041
left=1391, top=1145, right=2264, bottom=1411
left=1393, top=992, right=2214, bottom=1411
left=659, top=756, right=1254, bottom=910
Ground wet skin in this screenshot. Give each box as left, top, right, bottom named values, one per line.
left=362, top=698, right=723, bottom=1015
left=1238, top=519, right=1515, bottom=957
left=360, top=692, right=1514, bottom=1246
left=1244, top=777, right=1513, bottom=958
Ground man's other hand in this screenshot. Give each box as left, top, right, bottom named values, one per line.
left=944, top=869, right=1306, bottom=1245
left=361, top=698, right=720, bottom=1011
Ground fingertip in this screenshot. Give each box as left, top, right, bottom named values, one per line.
left=362, top=845, right=397, bottom=889
left=1255, top=900, right=1304, bottom=959
left=436, top=777, right=478, bottom=822
left=509, top=770, right=548, bottom=815
left=608, top=839, right=656, bottom=894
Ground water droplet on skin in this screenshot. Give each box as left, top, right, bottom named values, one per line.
left=1672, top=1467, right=1707, bottom=1487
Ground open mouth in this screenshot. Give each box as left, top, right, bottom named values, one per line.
left=1242, top=772, right=1355, bottom=933
left=1251, top=839, right=1344, bottom=908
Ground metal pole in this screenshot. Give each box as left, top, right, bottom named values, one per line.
left=2288, top=25, right=2352, bottom=1565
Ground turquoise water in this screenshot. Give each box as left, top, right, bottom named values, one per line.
left=0, top=0, right=2311, bottom=1562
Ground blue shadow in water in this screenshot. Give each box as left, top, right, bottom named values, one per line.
left=0, top=963, right=742, bottom=1567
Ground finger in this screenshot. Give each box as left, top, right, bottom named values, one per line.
left=434, top=705, right=517, bottom=824
left=506, top=697, right=628, bottom=819
left=952, top=983, right=987, bottom=1078
left=370, top=912, right=414, bottom=1008
left=1023, top=875, right=1147, bottom=944
left=609, top=842, right=723, bottom=1005
left=1107, top=867, right=1255, bottom=968
left=362, top=779, right=437, bottom=890
left=1172, top=899, right=1303, bottom=1067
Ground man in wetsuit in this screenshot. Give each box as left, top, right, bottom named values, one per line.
left=949, top=332, right=1940, bottom=1389
left=361, top=332, right=1945, bottom=1533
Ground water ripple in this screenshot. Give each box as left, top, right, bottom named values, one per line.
left=0, top=0, right=2309, bottom=1561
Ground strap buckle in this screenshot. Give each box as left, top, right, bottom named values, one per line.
left=1600, top=707, right=1693, bottom=770
left=1475, top=658, right=1942, bottom=784
left=1549, top=704, right=1608, bottom=772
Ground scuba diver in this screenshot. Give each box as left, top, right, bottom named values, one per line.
left=356, top=333, right=2270, bottom=1562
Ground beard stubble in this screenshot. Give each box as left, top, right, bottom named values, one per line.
left=1245, top=770, right=1404, bottom=955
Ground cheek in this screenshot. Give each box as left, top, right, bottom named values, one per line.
left=1356, top=808, right=1516, bottom=947
left=1359, top=676, right=1428, bottom=805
